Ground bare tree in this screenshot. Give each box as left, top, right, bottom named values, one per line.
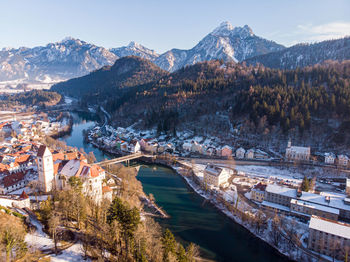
left=48, top=213, right=61, bottom=255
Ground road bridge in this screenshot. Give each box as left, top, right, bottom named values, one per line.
left=96, top=152, right=154, bottom=166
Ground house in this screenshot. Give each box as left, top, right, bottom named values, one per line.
left=221, top=145, right=232, bottom=157
left=254, top=149, right=269, bottom=159
left=251, top=183, right=266, bottom=203
left=203, top=165, right=230, bottom=187
left=102, top=186, right=113, bottom=201
left=130, top=141, right=141, bottom=153
left=308, top=216, right=350, bottom=260
left=191, top=142, right=203, bottom=154
left=235, top=147, right=246, bottom=159
left=0, top=171, right=28, bottom=194
left=182, top=142, right=192, bottom=152
left=245, top=149, right=255, bottom=159
left=324, top=152, right=336, bottom=164
left=285, top=140, right=310, bottom=161
left=56, top=159, right=106, bottom=202
left=337, top=154, right=349, bottom=166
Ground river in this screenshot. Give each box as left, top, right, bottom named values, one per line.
left=59, top=112, right=290, bottom=262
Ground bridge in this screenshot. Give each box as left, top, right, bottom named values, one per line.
left=96, top=152, right=154, bottom=166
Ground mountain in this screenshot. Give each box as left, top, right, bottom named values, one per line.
left=153, top=22, right=285, bottom=71
left=244, top=37, right=350, bottom=69
left=0, top=37, right=117, bottom=83
left=51, top=56, right=168, bottom=100
left=51, top=56, right=350, bottom=149
left=110, top=41, right=159, bottom=61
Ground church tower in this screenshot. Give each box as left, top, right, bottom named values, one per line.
left=37, top=145, right=54, bottom=192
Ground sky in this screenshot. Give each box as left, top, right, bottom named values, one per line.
left=0, top=0, right=349, bottom=53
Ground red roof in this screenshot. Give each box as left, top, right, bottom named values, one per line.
left=37, top=145, right=48, bottom=157
left=2, top=171, right=26, bottom=188
left=102, top=186, right=112, bottom=193
left=20, top=190, right=29, bottom=199
left=253, top=182, right=267, bottom=192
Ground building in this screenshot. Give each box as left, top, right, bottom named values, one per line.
left=37, top=145, right=54, bottom=192
left=290, top=199, right=339, bottom=221
left=203, top=165, right=230, bottom=187
left=251, top=183, right=267, bottom=202
left=56, top=159, right=106, bottom=202
left=324, top=152, right=336, bottom=164
left=308, top=216, right=350, bottom=260
left=285, top=141, right=310, bottom=161
left=245, top=149, right=255, bottom=159
left=235, top=147, right=246, bottom=159
left=0, top=191, right=30, bottom=209
left=346, top=179, right=350, bottom=196
left=221, top=146, right=232, bottom=157
left=337, top=155, right=349, bottom=167
left=262, top=184, right=350, bottom=221
left=265, top=184, right=296, bottom=207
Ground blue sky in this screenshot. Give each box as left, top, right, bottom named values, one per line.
left=0, top=0, right=349, bottom=53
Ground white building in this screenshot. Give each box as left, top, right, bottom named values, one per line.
left=337, top=155, right=349, bottom=166
left=0, top=191, right=30, bottom=209
left=37, top=145, right=54, bottom=192
left=324, top=152, right=336, bottom=164
left=203, top=165, right=230, bottom=187
left=245, top=149, right=255, bottom=159
left=235, top=147, right=246, bottom=159
left=285, top=140, right=310, bottom=161
left=56, top=159, right=106, bottom=202
left=308, top=216, right=350, bottom=260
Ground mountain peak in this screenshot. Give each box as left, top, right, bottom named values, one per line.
left=211, top=22, right=254, bottom=37
left=128, top=41, right=143, bottom=49
left=57, top=37, right=85, bottom=46
left=212, top=21, right=234, bottom=36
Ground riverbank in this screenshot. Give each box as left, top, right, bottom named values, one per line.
left=88, top=139, right=295, bottom=260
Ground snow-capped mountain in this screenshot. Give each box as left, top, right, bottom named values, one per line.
left=0, top=37, right=117, bottom=83
left=244, top=36, right=350, bottom=69
left=110, top=41, right=159, bottom=61
left=153, top=22, right=285, bottom=71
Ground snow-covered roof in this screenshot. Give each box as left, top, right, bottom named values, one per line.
left=300, top=191, right=350, bottom=212
left=265, top=184, right=296, bottom=198
left=261, top=200, right=290, bottom=212
left=205, top=165, right=223, bottom=177
left=287, top=146, right=310, bottom=154
left=324, top=152, right=335, bottom=158
left=291, top=199, right=339, bottom=215
left=338, top=154, right=349, bottom=160
left=309, top=215, right=350, bottom=239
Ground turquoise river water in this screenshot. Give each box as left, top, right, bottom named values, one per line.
left=59, top=112, right=290, bottom=262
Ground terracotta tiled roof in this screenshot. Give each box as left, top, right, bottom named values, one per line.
left=15, top=154, right=31, bottom=164
left=102, top=186, right=112, bottom=193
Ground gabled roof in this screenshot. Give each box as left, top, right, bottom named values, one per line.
left=37, top=145, right=50, bottom=157
left=2, top=171, right=26, bottom=188
left=309, top=215, right=350, bottom=239
left=20, top=190, right=29, bottom=199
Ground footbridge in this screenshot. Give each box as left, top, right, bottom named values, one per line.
left=96, top=152, right=154, bottom=166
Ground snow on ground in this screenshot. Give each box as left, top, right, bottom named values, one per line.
left=234, top=165, right=303, bottom=184
left=50, top=242, right=90, bottom=262
left=25, top=216, right=54, bottom=251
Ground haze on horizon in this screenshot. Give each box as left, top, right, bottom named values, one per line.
left=0, top=0, right=349, bottom=53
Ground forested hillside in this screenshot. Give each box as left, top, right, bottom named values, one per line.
left=52, top=56, right=350, bottom=148
left=0, top=90, right=62, bottom=108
